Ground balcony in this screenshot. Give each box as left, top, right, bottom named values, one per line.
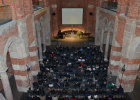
left=101, top=2, right=118, bottom=12
left=32, top=0, right=44, bottom=11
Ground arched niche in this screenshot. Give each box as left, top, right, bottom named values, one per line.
left=0, top=36, right=31, bottom=92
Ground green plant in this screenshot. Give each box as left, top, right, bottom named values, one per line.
left=76, top=31, right=82, bottom=36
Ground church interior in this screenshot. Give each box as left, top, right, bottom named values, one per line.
left=0, top=0, right=140, bottom=100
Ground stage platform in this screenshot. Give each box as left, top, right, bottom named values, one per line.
left=51, top=34, right=94, bottom=47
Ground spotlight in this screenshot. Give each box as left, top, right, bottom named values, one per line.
left=89, top=12, right=93, bottom=16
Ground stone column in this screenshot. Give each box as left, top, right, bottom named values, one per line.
left=100, top=29, right=104, bottom=52
left=36, top=22, right=43, bottom=61
left=115, top=17, right=137, bottom=92
left=95, top=7, right=100, bottom=45
left=104, top=32, right=110, bottom=61
left=40, top=17, right=47, bottom=52
left=46, top=7, right=51, bottom=46
left=0, top=72, right=13, bottom=100
left=38, top=30, right=43, bottom=61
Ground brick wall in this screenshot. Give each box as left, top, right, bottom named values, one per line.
left=109, top=0, right=140, bottom=92
left=0, top=6, right=12, bottom=20
left=48, top=0, right=97, bottom=37
left=32, top=0, right=39, bottom=5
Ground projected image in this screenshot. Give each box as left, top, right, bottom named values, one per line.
left=62, top=8, right=83, bottom=25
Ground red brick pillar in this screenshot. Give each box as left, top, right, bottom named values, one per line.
left=127, top=0, right=140, bottom=19
left=115, top=0, right=140, bottom=92
left=9, top=39, right=33, bottom=92
left=109, top=16, right=126, bottom=76
left=116, top=57, right=140, bottom=92
left=109, top=0, right=127, bottom=76
left=9, top=0, right=39, bottom=92
left=24, top=0, right=40, bottom=76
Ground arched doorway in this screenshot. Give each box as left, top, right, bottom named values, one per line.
left=0, top=36, right=33, bottom=100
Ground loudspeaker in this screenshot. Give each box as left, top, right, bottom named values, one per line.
left=89, top=12, right=93, bottom=16
left=122, top=65, right=125, bottom=72
left=52, top=12, right=56, bottom=16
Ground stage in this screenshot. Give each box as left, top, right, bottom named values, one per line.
left=51, top=34, right=94, bottom=47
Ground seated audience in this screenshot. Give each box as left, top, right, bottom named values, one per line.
left=27, top=46, right=125, bottom=100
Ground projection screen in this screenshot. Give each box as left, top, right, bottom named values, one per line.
left=62, top=8, right=83, bottom=25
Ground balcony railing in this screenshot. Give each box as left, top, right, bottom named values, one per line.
left=33, top=5, right=44, bottom=11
